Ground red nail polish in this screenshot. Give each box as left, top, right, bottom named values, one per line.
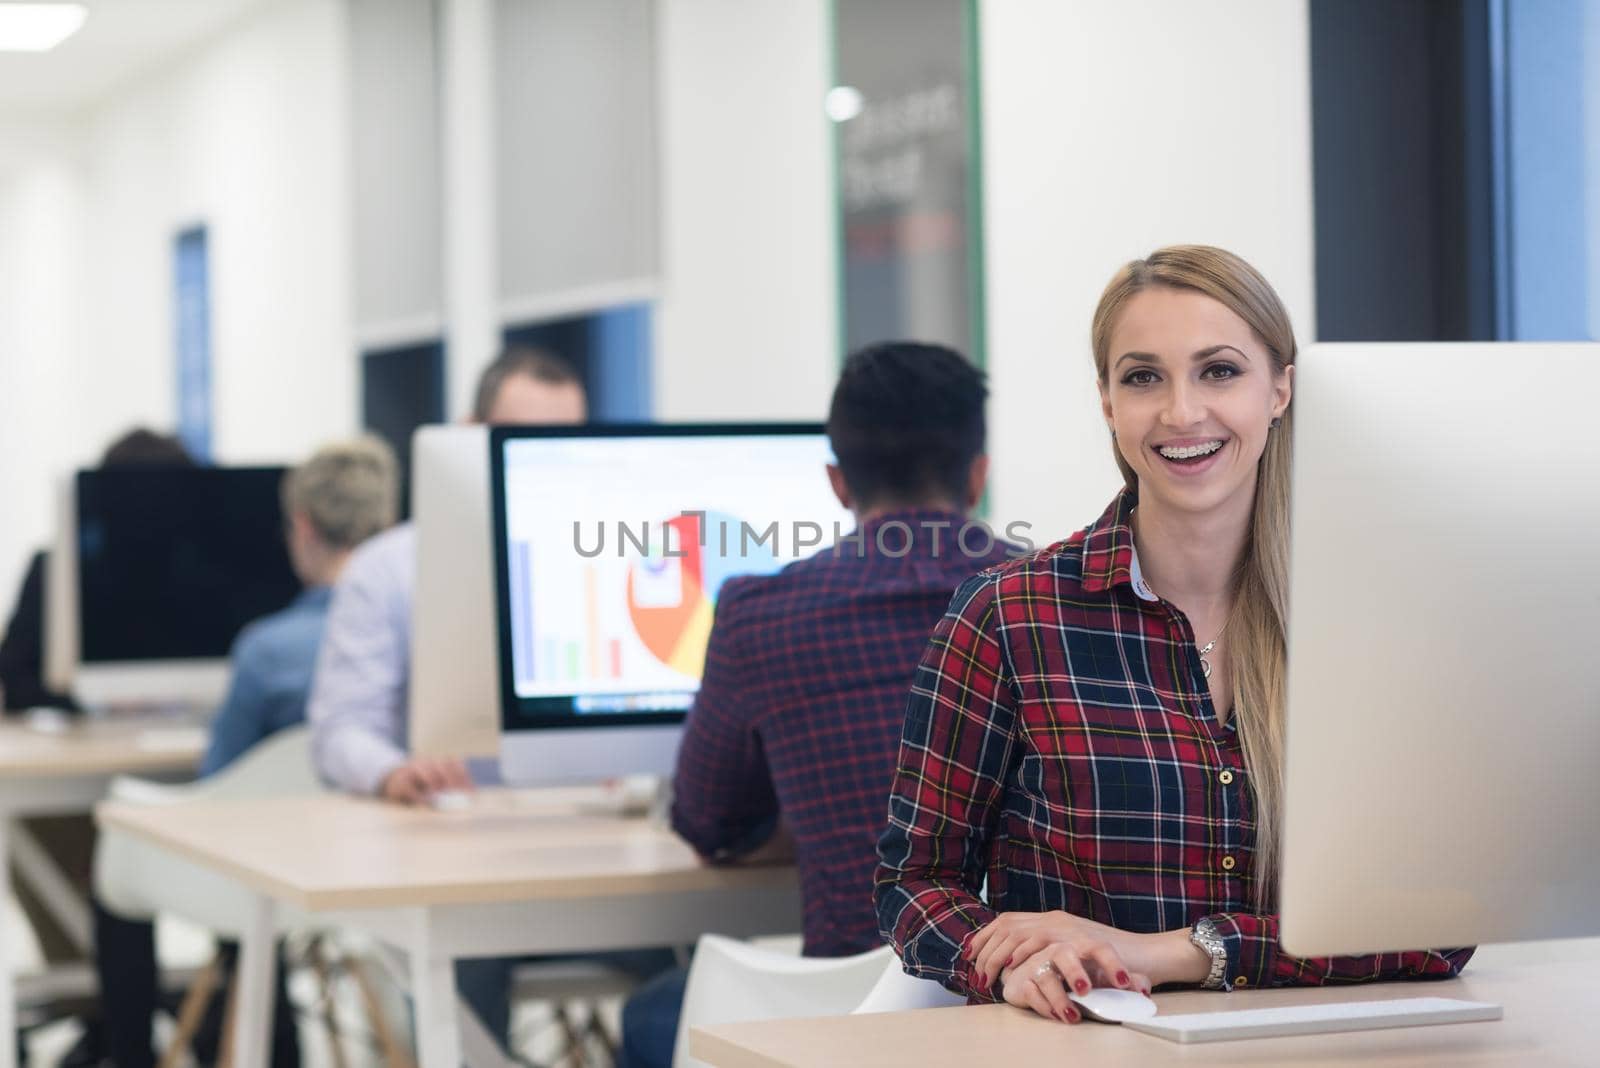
left=1075, top=979, right=1089, bottom=994
left=1067, top=1008, right=1081, bottom=1023
left=1117, top=971, right=1130, bottom=987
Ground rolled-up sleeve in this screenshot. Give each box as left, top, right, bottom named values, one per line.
left=1205, top=911, right=1474, bottom=989
left=307, top=535, right=410, bottom=796
left=875, top=572, right=1018, bottom=998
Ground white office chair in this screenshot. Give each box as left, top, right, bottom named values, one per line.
left=850, top=957, right=966, bottom=1015
left=672, top=935, right=935, bottom=1068
left=95, top=725, right=324, bottom=932
left=93, top=727, right=417, bottom=1066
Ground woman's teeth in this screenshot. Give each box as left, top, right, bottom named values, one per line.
left=1158, top=441, right=1223, bottom=460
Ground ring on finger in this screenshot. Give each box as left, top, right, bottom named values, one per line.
left=1032, top=960, right=1059, bottom=983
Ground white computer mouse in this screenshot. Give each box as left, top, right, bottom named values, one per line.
left=427, top=789, right=473, bottom=812
left=1068, top=987, right=1158, bottom=1023
left=24, top=707, right=71, bottom=735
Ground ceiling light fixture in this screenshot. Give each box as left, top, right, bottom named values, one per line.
left=0, top=3, right=88, bottom=53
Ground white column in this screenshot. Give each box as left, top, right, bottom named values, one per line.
left=439, top=0, right=500, bottom=418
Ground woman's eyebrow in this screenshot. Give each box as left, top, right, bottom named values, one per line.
left=1114, top=344, right=1250, bottom=369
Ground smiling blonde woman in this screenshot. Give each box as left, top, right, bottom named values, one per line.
left=873, top=245, right=1472, bottom=1025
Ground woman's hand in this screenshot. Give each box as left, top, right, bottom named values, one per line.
left=997, top=943, right=1151, bottom=1024
left=967, top=911, right=1211, bottom=993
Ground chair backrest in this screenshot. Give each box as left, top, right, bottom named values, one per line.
left=109, top=724, right=322, bottom=805
left=851, top=956, right=967, bottom=1014
left=673, top=935, right=895, bottom=1068
left=95, top=725, right=324, bottom=930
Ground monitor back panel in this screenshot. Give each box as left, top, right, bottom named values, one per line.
left=410, top=425, right=500, bottom=759
left=1280, top=342, right=1600, bottom=956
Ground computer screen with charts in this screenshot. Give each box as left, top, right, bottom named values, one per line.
left=488, top=424, right=850, bottom=783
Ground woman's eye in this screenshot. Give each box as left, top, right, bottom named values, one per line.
left=1122, top=369, right=1158, bottom=386
left=1202, top=363, right=1240, bottom=381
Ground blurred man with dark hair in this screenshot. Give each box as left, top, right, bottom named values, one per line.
left=471, top=345, right=587, bottom=424
left=0, top=429, right=194, bottom=713
left=621, top=342, right=1013, bottom=1067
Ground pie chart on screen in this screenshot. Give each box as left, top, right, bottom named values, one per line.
left=626, top=511, right=776, bottom=676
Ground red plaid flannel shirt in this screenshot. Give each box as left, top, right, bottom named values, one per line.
left=875, top=491, right=1472, bottom=995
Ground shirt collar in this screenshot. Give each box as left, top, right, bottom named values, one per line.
left=1078, top=488, right=1156, bottom=600
left=855, top=507, right=971, bottom=537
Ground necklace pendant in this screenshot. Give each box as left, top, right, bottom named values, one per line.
left=1201, top=657, right=1212, bottom=680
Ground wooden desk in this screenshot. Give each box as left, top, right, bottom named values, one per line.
left=0, top=717, right=203, bottom=1068
left=98, top=792, right=801, bottom=1068
left=691, top=951, right=1600, bottom=1067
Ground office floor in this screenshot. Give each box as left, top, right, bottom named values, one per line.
left=5, top=892, right=626, bottom=1067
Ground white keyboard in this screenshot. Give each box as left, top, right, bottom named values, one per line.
left=1124, top=996, right=1502, bottom=1044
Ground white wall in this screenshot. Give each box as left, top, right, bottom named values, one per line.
left=0, top=0, right=352, bottom=632
left=0, top=160, right=87, bottom=606
left=0, top=0, right=1317, bottom=610
left=653, top=0, right=837, bottom=421
left=77, top=0, right=353, bottom=465
left=979, top=0, right=1316, bottom=542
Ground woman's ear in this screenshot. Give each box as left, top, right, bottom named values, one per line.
left=1271, top=363, right=1295, bottom=420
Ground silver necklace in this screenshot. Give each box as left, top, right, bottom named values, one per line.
left=1199, top=637, right=1218, bottom=679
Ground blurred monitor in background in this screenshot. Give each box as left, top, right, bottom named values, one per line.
left=51, top=463, right=302, bottom=712
left=0, top=429, right=193, bottom=714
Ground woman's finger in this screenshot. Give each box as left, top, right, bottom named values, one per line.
left=1047, top=947, right=1094, bottom=1003
left=969, top=913, right=1017, bottom=960
left=967, top=920, right=998, bottom=960
left=975, top=930, right=1026, bottom=987
left=1078, top=940, right=1134, bottom=991
left=1021, top=975, right=1072, bottom=1022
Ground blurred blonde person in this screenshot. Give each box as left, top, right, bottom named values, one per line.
left=101, top=437, right=397, bottom=1068
left=202, top=437, right=399, bottom=772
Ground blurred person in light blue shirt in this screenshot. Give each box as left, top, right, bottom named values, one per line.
left=100, top=437, right=398, bottom=1068
left=202, top=436, right=399, bottom=774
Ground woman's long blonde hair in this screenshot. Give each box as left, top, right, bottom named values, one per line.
left=1090, top=245, right=1294, bottom=909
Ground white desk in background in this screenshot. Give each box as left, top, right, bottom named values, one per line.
left=97, top=790, right=801, bottom=1068
left=0, top=716, right=205, bottom=1068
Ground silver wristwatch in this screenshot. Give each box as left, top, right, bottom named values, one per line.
left=1189, top=918, right=1229, bottom=990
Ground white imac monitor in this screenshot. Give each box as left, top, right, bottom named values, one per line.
left=45, top=466, right=300, bottom=711
left=409, top=425, right=500, bottom=759
left=1279, top=342, right=1600, bottom=957
left=489, top=423, right=853, bottom=785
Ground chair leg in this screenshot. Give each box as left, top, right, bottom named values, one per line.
left=552, top=1005, right=585, bottom=1068
left=158, top=952, right=223, bottom=1068
left=346, top=953, right=418, bottom=1068
left=584, top=1003, right=618, bottom=1062
left=305, top=937, right=350, bottom=1068
left=217, top=977, right=238, bottom=1068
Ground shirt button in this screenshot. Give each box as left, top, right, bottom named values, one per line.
left=1221, top=855, right=1237, bottom=871
left=1234, top=976, right=1249, bottom=988
left=1218, top=770, right=1235, bottom=785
